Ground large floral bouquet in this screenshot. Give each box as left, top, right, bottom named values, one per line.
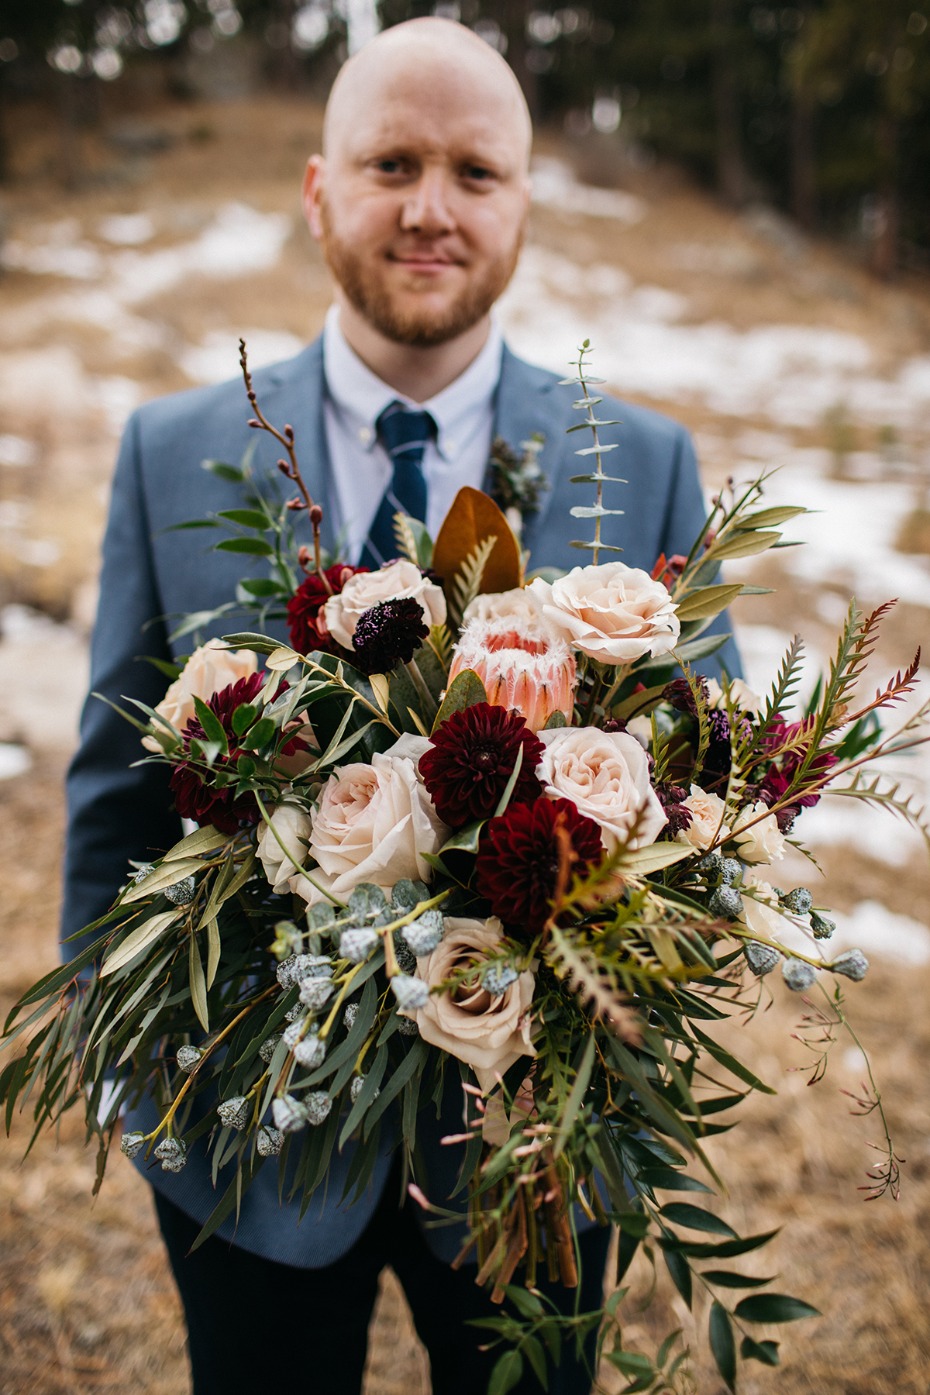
left=3, top=346, right=927, bottom=1393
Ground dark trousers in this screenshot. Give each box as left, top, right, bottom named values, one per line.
left=154, top=1175, right=611, bottom=1395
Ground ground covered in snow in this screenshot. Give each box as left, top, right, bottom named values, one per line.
left=1, top=93, right=929, bottom=1395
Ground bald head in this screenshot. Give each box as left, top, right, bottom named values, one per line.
left=303, top=16, right=532, bottom=386
left=322, top=18, right=532, bottom=172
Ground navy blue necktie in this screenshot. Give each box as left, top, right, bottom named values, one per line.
left=361, top=401, right=434, bottom=568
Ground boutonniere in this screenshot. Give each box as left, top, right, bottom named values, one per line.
left=488, top=433, right=547, bottom=537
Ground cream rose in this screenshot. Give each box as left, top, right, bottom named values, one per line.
left=527, top=562, right=680, bottom=665
left=257, top=803, right=313, bottom=895
left=321, top=560, right=446, bottom=650
left=298, top=747, right=447, bottom=904
left=731, top=802, right=786, bottom=864
left=401, top=916, right=535, bottom=1077
left=705, top=677, right=763, bottom=714
left=737, top=873, right=785, bottom=941
left=142, top=640, right=258, bottom=752
left=536, top=727, right=667, bottom=852
left=678, top=785, right=729, bottom=852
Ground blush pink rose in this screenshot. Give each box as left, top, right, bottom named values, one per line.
left=536, top=727, right=667, bottom=852
left=321, top=560, right=446, bottom=650
left=527, top=562, right=680, bottom=665
left=298, top=746, right=446, bottom=904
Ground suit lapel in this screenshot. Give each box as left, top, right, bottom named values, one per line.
left=493, top=345, right=569, bottom=560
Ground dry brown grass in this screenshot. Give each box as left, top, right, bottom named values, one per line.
left=2, top=89, right=929, bottom=1395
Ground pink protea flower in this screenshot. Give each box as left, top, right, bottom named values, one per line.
left=448, top=611, right=577, bottom=732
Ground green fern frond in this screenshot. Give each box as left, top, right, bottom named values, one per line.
left=546, top=925, right=643, bottom=1040
left=393, top=513, right=420, bottom=564
left=739, top=635, right=806, bottom=761
left=426, top=622, right=454, bottom=667
left=450, top=535, right=497, bottom=627
left=686, top=670, right=713, bottom=787
left=831, top=772, right=930, bottom=851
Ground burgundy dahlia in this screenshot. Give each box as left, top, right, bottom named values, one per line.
left=476, top=796, right=604, bottom=936
left=759, top=715, right=838, bottom=829
left=169, top=672, right=301, bottom=835
left=286, top=564, right=367, bottom=655
left=419, top=702, right=545, bottom=829
left=351, top=598, right=429, bottom=674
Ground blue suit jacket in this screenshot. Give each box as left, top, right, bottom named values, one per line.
left=62, top=339, right=740, bottom=1266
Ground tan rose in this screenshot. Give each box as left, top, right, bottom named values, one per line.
left=298, top=746, right=447, bottom=904
left=257, top=803, right=313, bottom=895
left=536, top=727, right=667, bottom=852
left=678, top=784, right=729, bottom=852
left=321, top=559, right=446, bottom=650
left=142, top=639, right=258, bottom=752
left=731, top=802, right=785, bottom=864
left=527, top=562, right=680, bottom=665
left=402, top=917, right=535, bottom=1076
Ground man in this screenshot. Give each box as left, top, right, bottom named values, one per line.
left=63, top=18, right=738, bottom=1395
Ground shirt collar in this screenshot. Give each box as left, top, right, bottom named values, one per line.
left=322, top=305, right=502, bottom=461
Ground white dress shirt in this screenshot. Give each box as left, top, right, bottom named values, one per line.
left=321, top=306, right=502, bottom=562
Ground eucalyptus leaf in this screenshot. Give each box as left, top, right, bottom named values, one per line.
left=709, top=1302, right=736, bottom=1391
left=100, top=911, right=180, bottom=977
left=734, top=1294, right=820, bottom=1323
left=673, top=583, right=745, bottom=622
left=121, top=858, right=205, bottom=903
left=740, top=1336, right=781, bottom=1366
left=431, top=669, right=488, bottom=732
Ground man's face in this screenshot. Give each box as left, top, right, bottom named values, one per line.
left=304, top=49, right=531, bottom=348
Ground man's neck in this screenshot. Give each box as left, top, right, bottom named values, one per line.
left=334, top=301, right=492, bottom=403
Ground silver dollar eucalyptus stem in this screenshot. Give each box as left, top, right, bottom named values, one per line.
left=563, top=340, right=625, bottom=567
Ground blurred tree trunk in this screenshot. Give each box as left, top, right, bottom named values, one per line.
left=54, top=71, right=83, bottom=190
left=789, top=76, right=817, bottom=228
left=871, top=109, right=900, bottom=279
left=788, top=0, right=818, bottom=229
left=500, top=0, right=540, bottom=122
left=710, top=0, right=748, bottom=205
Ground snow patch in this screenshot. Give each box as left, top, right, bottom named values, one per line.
left=530, top=157, right=647, bottom=224
left=179, top=328, right=306, bottom=385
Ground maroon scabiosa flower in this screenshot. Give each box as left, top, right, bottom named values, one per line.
left=476, top=796, right=604, bottom=936
left=655, top=782, right=694, bottom=838
left=662, top=676, right=710, bottom=718
left=419, top=702, right=545, bottom=829
left=286, top=564, right=367, bottom=655
left=350, top=598, right=429, bottom=674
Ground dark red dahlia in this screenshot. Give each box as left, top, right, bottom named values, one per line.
left=419, top=702, right=545, bottom=829
left=759, top=715, right=838, bottom=828
left=286, top=564, right=367, bottom=655
left=169, top=672, right=271, bottom=835
left=351, top=598, right=429, bottom=674
left=476, top=796, right=604, bottom=937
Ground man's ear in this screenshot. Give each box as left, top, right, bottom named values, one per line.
left=302, top=155, right=326, bottom=240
